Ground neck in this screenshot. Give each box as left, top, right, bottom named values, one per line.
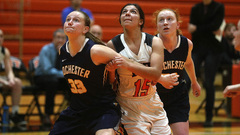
left=124, top=28, right=142, bottom=42
left=68, top=36, right=86, bottom=56
left=203, top=0, right=212, bottom=5
left=160, top=34, right=178, bottom=52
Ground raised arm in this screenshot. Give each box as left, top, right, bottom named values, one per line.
left=109, top=37, right=163, bottom=81
left=91, top=44, right=121, bottom=65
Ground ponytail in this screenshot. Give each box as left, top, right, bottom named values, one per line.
left=86, top=32, right=106, bottom=45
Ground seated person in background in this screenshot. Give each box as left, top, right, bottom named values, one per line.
left=233, top=20, right=240, bottom=50
left=220, top=23, right=239, bottom=65
left=34, top=28, right=68, bottom=127
left=61, top=0, right=94, bottom=25
left=223, top=20, right=240, bottom=97
left=90, top=24, right=103, bottom=40
left=0, top=29, right=26, bottom=126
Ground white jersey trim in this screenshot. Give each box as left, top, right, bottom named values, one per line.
left=65, top=38, right=89, bottom=53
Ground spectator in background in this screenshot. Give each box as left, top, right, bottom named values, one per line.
left=220, top=23, right=239, bottom=66
left=219, top=23, right=239, bottom=118
left=233, top=20, right=240, bottom=50
left=188, top=0, right=225, bottom=127
left=61, top=0, right=94, bottom=25
left=34, top=29, right=68, bottom=127
left=223, top=19, right=240, bottom=98
left=0, top=29, right=27, bottom=126
left=90, top=24, right=103, bottom=40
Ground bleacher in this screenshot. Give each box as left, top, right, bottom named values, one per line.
left=1, top=0, right=240, bottom=68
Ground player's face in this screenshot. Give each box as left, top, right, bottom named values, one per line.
left=64, top=11, right=89, bottom=36
left=120, top=5, right=143, bottom=29
left=157, top=10, right=179, bottom=36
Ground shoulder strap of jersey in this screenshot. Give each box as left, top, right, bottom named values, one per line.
left=144, top=33, right=154, bottom=47
left=111, top=34, right=124, bottom=53
left=180, top=35, right=189, bottom=52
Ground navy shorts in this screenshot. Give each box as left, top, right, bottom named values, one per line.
left=49, top=104, right=121, bottom=135
left=158, top=83, right=190, bottom=124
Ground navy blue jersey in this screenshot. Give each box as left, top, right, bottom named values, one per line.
left=59, top=38, right=116, bottom=111
left=156, top=35, right=189, bottom=92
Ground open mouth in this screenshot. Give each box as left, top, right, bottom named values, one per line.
left=124, top=19, right=132, bottom=22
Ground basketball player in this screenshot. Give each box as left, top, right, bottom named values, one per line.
left=153, top=9, right=201, bottom=134
left=106, top=3, right=171, bottom=135
left=49, top=11, right=128, bottom=135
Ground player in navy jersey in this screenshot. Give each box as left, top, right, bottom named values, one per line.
left=49, top=11, right=130, bottom=135
left=153, top=9, right=201, bottom=135
left=106, top=3, right=171, bottom=135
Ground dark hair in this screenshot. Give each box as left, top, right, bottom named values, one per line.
left=79, top=11, right=105, bottom=45
left=119, top=3, right=145, bottom=31
left=153, top=8, right=182, bottom=35
left=53, top=28, right=64, bottom=37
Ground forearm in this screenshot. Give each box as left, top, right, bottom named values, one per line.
left=229, top=84, right=240, bottom=91
left=185, top=61, right=197, bottom=84
left=0, top=78, right=8, bottom=84
left=108, top=70, right=116, bottom=84
left=127, top=60, right=161, bottom=81
left=7, top=71, right=15, bottom=81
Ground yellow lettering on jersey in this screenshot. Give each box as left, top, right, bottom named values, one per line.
left=175, top=61, right=179, bottom=69
left=84, top=70, right=90, bottom=78
left=163, top=60, right=185, bottom=70
left=68, top=79, right=87, bottom=94
left=62, top=65, right=90, bottom=78
left=80, top=68, right=85, bottom=77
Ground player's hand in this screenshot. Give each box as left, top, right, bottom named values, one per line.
left=223, top=85, right=240, bottom=97
left=158, top=73, right=179, bottom=89
left=192, top=82, right=201, bottom=97
left=106, top=60, right=118, bottom=72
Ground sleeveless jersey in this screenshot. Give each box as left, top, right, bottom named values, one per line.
left=59, top=38, right=116, bottom=111
left=156, top=35, right=189, bottom=92
left=112, top=32, right=156, bottom=98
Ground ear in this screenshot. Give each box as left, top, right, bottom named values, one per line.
left=83, top=26, right=89, bottom=34
left=177, top=22, right=180, bottom=29
left=139, top=19, right=143, bottom=26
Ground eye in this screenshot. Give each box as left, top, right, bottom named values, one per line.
left=131, top=10, right=137, bottom=14
left=159, top=18, right=164, bottom=22
left=66, top=18, right=71, bottom=22
left=73, top=18, right=79, bottom=22
left=122, top=10, right=127, bottom=14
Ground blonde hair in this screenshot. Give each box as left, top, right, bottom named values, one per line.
left=153, top=8, right=182, bottom=35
